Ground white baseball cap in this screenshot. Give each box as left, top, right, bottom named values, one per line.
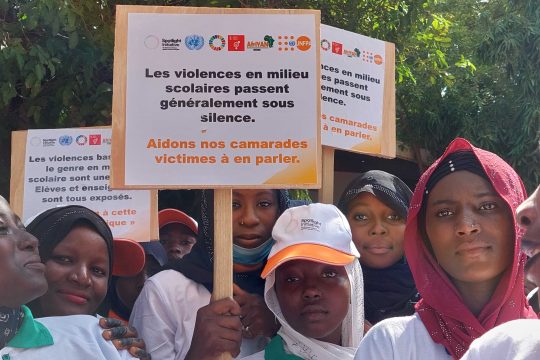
left=261, top=203, right=360, bottom=278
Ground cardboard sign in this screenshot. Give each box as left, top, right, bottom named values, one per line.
left=320, top=24, right=395, bottom=157
left=112, top=6, right=321, bottom=189
left=10, top=128, right=158, bottom=242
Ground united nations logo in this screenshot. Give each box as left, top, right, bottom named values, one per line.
left=59, top=135, right=73, bottom=146
left=185, top=35, right=204, bottom=50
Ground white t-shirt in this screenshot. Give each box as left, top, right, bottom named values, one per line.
left=130, top=269, right=267, bottom=360
left=461, top=319, right=540, bottom=360
left=354, top=313, right=450, bottom=360
left=0, top=315, right=133, bottom=360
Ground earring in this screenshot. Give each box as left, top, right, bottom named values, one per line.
left=240, top=219, right=244, bottom=225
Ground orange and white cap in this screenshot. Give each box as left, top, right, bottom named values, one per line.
left=261, top=203, right=359, bottom=279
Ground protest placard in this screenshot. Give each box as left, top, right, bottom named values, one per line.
left=318, top=24, right=395, bottom=203
left=320, top=24, right=395, bottom=157
left=10, top=128, right=158, bottom=242
left=111, top=6, right=321, bottom=189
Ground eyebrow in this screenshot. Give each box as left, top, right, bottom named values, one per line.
left=429, top=191, right=498, bottom=207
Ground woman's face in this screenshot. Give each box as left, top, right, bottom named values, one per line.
left=38, top=225, right=110, bottom=316
left=275, top=260, right=350, bottom=345
left=346, top=192, right=406, bottom=268
left=0, top=197, right=47, bottom=308
left=232, top=189, right=279, bottom=248
left=425, top=171, right=514, bottom=288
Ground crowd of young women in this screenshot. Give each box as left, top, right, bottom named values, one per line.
left=1, top=137, right=538, bottom=359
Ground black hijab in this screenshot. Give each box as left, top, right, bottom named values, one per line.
left=338, top=170, right=418, bottom=324
left=168, top=189, right=290, bottom=295
left=25, top=205, right=114, bottom=316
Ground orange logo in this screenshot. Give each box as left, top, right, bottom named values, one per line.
left=374, top=54, right=383, bottom=65
left=296, top=36, right=311, bottom=51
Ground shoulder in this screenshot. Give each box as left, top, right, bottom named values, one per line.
left=145, top=269, right=211, bottom=301
left=241, top=350, right=265, bottom=360
left=365, top=314, right=423, bottom=339
left=8, top=315, right=133, bottom=359
left=356, top=314, right=449, bottom=360
left=37, top=314, right=101, bottom=334
left=462, top=320, right=540, bottom=360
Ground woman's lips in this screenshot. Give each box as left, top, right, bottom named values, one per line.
left=363, top=246, right=392, bottom=255
left=456, top=244, right=491, bottom=257
left=301, top=305, right=328, bottom=321
left=24, top=259, right=45, bottom=272
left=57, top=291, right=89, bottom=305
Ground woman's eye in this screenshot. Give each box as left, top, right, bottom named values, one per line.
left=436, top=209, right=454, bottom=217
left=258, top=200, right=273, bottom=208
left=387, top=214, right=403, bottom=222
left=0, top=226, right=9, bottom=235
left=92, top=267, right=107, bottom=277
left=286, top=276, right=299, bottom=283
left=322, top=271, right=337, bottom=278
left=232, top=201, right=241, bottom=209
left=353, top=213, right=368, bottom=221
left=53, top=256, right=71, bottom=264
left=480, top=202, right=497, bottom=211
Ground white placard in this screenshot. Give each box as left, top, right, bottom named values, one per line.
left=113, top=9, right=320, bottom=188
left=22, top=128, right=155, bottom=241
left=320, top=24, right=391, bottom=155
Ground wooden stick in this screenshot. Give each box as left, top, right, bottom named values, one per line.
left=319, top=146, right=335, bottom=204
left=212, top=188, right=233, bottom=360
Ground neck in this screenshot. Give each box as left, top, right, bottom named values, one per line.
left=451, top=273, right=503, bottom=316
left=233, top=262, right=263, bottom=273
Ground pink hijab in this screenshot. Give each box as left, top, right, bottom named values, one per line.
left=405, top=138, right=537, bottom=359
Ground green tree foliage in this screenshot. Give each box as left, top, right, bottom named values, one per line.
left=1, top=0, right=538, bottom=197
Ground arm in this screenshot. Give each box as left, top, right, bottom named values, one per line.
left=129, top=278, right=178, bottom=360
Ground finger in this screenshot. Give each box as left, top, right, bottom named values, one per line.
left=232, top=283, right=249, bottom=298
left=103, top=325, right=139, bottom=340
left=129, top=346, right=151, bottom=360
left=208, top=297, right=241, bottom=316
left=112, top=338, right=146, bottom=350
left=99, top=317, right=126, bottom=329
left=213, top=314, right=243, bottom=332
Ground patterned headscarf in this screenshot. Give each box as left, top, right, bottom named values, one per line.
left=405, top=138, right=537, bottom=359
left=169, top=190, right=290, bottom=295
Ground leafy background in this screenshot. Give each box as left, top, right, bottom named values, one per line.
left=1, top=0, right=538, bottom=199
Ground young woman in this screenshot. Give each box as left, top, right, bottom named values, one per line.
left=130, top=189, right=290, bottom=360
left=242, top=203, right=364, bottom=360
left=0, top=196, right=133, bottom=359
left=355, top=138, right=537, bottom=359
left=24, top=205, right=149, bottom=358
left=338, top=170, right=417, bottom=325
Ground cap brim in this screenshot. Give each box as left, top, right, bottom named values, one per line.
left=261, top=244, right=356, bottom=279
left=158, top=209, right=198, bottom=235
left=113, top=238, right=145, bottom=277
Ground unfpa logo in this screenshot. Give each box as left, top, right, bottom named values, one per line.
left=296, top=36, right=311, bottom=51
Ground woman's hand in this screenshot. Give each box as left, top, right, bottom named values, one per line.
left=185, top=297, right=243, bottom=360
left=99, top=317, right=151, bottom=360
left=233, top=284, right=280, bottom=339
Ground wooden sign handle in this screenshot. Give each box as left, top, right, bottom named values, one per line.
left=319, top=146, right=335, bottom=204
left=212, top=188, right=233, bottom=360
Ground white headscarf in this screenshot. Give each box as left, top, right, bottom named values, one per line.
left=264, top=260, right=364, bottom=360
